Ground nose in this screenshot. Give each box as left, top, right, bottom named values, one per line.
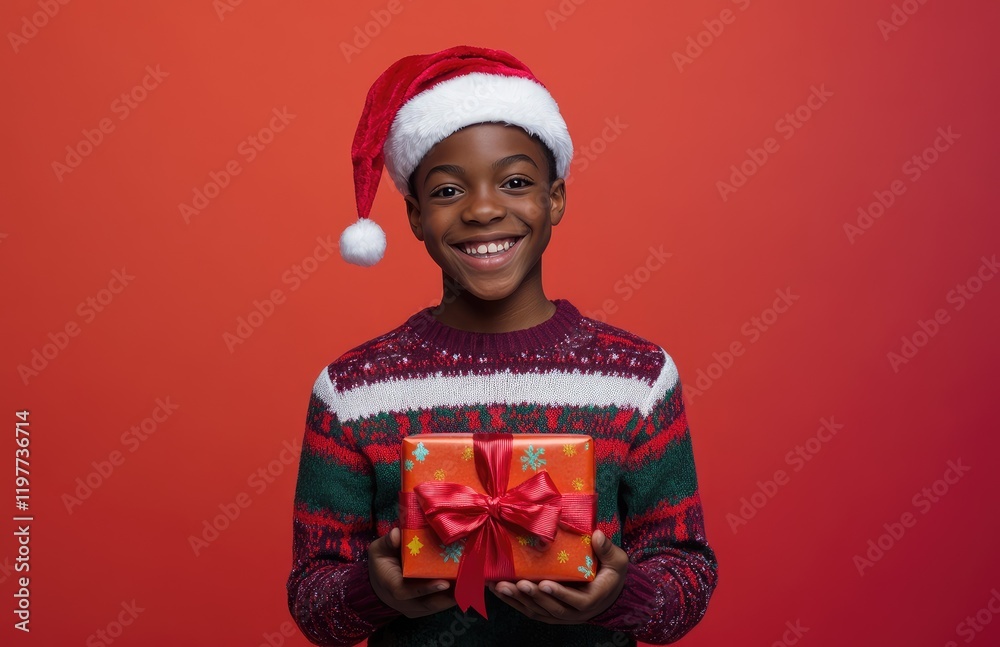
left=462, top=185, right=505, bottom=224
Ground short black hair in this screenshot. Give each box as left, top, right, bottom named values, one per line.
left=406, top=124, right=558, bottom=198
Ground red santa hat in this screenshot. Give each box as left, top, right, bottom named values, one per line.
left=339, top=45, right=574, bottom=266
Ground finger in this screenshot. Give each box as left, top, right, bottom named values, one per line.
left=533, top=579, right=591, bottom=611
left=368, top=529, right=396, bottom=560
left=491, top=583, right=533, bottom=616
left=392, top=577, right=453, bottom=600
left=592, top=530, right=629, bottom=569
left=511, top=580, right=559, bottom=617
left=494, top=581, right=579, bottom=624
left=514, top=580, right=575, bottom=620
left=492, top=581, right=548, bottom=618
left=590, top=530, right=629, bottom=577
left=371, top=550, right=452, bottom=600
left=490, top=580, right=537, bottom=610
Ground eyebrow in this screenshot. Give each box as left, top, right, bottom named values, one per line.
left=423, top=154, right=539, bottom=188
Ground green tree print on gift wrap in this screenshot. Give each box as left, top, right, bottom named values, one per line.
left=521, top=444, right=546, bottom=471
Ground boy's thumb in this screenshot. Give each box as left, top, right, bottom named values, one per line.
left=390, top=527, right=400, bottom=547
left=594, top=529, right=608, bottom=551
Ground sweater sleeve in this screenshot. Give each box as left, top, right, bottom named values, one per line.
left=586, top=350, right=719, bottom=644
left=286, top=367, right=403, bottom=647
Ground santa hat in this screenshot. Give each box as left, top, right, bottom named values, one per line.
left=339, top=45, right=574, bottom=267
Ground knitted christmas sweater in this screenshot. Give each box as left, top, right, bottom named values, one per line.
left=286, top=298, right=718, bottom=646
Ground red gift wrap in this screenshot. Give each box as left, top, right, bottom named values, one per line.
left=399, top=432, right=598, bottom=618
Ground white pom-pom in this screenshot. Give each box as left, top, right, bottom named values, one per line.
left=339, top=218, right=386, bottom=267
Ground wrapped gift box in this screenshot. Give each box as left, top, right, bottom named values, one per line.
left=399, top=432, right=598, bottom=585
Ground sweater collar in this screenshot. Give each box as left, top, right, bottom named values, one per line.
left=405, top=298, right=582, bottom=355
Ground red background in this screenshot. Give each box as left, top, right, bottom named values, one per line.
left=2, top=1, right=998, bottom=645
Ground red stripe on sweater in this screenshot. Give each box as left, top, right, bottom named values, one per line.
left=304, top=427, right=369, bottom=472
left=632, top=410, right=688, bottom=466
left=622, top=492, right=701, bottom=539
left=365, top=441, right=400, bottom=465
left=596, top=515, right=621, bottom=539
left=293, top=503, right=368, bottom=530
left=595, top=437, right=630, bottom=462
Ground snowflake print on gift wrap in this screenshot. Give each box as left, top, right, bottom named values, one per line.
left=520, top=445, right=546, bottom=472
left=562, top=443, right=577, bottom=457
left=557, top=550, right=569, bottom=564
left=585, top=441, right=589, bottom=451
left=577, top=554, right=594, bottom=579
left=516, top=534, right=539, bottom=547
left=439, top=539, right=465, bottom=563
left=412, top=441, right=429, bottom=462
left=461, top=446, right=474, bottom=461
left=407, top=536, right=423, bottom=555
left=434, top=469, right=446, bottom=481
left=404, top=459, right=414, bottom=472
left=571, top=477, right=584, bottom=491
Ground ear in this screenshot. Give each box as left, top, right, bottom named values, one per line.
left=548, top=177, right=566, bottom=226
left=405, top=194, right=424, bottom=241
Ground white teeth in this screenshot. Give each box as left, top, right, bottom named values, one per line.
left=461, top=237, right=519, bottom=257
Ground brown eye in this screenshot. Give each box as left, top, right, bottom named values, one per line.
left=504, top=177, right=533, bottom=189
left=431, top=186, right=459, bottom=198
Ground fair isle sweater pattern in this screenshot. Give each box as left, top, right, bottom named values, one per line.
left=286, top=299, right=718, bottom=646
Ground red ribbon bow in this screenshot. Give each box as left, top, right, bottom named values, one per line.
left=401, top=433, right=594, bottom=618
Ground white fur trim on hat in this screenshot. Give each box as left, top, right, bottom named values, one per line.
left=339, top=217, right=386, bottom=267
left=383, top=72, right=573, bottom=196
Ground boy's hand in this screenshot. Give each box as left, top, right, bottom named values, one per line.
left=368, top=527, right=457, bottom=618
left=487, top=529, right=629, bottom=624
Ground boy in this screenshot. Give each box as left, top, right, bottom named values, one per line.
left=286, top=45, right=718, bottom=646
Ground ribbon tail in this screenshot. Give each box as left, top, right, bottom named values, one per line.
left=453, top=527, right=490, bottom=619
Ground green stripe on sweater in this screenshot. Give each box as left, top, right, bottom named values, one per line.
left=623, top=430, right=699, bottom=512
left=295, top=447, right=372, bottom=516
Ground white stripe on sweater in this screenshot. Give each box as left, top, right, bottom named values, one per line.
left=313, top=347, right=679, bottom=423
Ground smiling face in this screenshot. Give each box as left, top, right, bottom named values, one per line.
left=404, top=122, right=566, bottom=303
